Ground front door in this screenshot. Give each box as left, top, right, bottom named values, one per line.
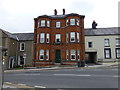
left=9, top=57, right=14, bottom=69
left=55, top=50, right=61, bottom=63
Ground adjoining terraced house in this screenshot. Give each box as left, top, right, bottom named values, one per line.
left=0, top=28, right=34, bottom=70
left=33, top=10, right=86, bottom=67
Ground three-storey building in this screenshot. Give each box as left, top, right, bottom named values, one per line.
left=33, top=11, right=85, bottom=67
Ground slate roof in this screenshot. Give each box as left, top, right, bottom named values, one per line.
left=13, top=33, right=34, bottom=41
left=34, top=13, right=85, bottom=20
left=85, top=27, right=119, bottom=36
left=0, top=28, right=17, bottom=40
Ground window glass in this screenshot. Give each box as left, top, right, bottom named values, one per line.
left=40, top=50, right=44, bottom=60
left=70, top=32, right=75, bottom=42
left=88, top=42, right=92, bottom=48
left=116, top=38, right=120, bottom=46
left=70, top=19, right=75, bottom=25
left=116, top=48, right=120, bottom=58
left=40, top=33, right=45, bottom=43
left=104, top=49, right=111, bottom=59
left=56, top=22, right=61, bottom=28
left=41, top=20, right=45, bottom=27
left=76, top=19, right=80, bottom=26
left=71, top=50, right=76, bottom=60
left=46, top=34, right=50, bottom=43
left=56, top=34, right=61, bottom=42
left=20, top=43, right=25, bottom=51
left=46, top=50, right=49, bottom=60
left=47, top=21, right=50, bottom=27
left=77, top=32, right=80, bottom=42
left=104, top=39, right=110, bottom=46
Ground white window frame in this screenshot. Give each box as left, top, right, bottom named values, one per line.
left=66, top=19, right=69, bottom=26
left=46, top=34, right=50, bottom=43
left=66, top=50, right=69, bottom=61
left=70, top=32, right=75, bottom=42
left=47, top=21, right=50, bottom=27
left=70, top=19, right=75, bottom=25
left=66, top=33, right=68, bottom=43
left=56, top=22, right=61, bottom=28
left=76, top=19, right=80, bottom=26
left=20, top=42, right=25, bottom=51
left=40, top=50, right=44, bottom=60
left=70, top=50, right=76, bottom=61
left=104, top=39, right=110, bottom=47
left=116, top=38, right=120, bottom=46
left=56, top=34, right=61, bottom=43
left=46, top=50, right=49, bottom=60
left=77, top=32, right=80, bottom=42
left=40, top=33, right=45, bottom=43
left=41, top=20, right=45, bottom=27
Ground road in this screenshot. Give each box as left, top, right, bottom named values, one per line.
left=4, top=67, right=119, bottom=88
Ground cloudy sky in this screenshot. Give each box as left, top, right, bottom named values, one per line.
left=0, top=0, right=119, bottom=33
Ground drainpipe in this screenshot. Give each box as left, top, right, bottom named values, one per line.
left=16, top=36, right=19, bottom=67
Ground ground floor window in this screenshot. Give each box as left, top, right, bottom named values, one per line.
left=78, top=50, right=80, bottom=61
left=116, top=48, right=120, bottom=59
left=66, top=50, right=69, bottom=60
left=46, top=50, right=49, bottom=60
left=18, top=56, right=25, bottom=65
left=40, top=50, right=44, bottom=60
left=104, top=48, right=111, bottom=59
left=70, top=50, right=76, bottom=60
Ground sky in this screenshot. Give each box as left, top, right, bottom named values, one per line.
left=0, top=0, right=119, bottom=33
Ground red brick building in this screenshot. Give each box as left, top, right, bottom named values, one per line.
left=33, top=10, right=85, bottom=67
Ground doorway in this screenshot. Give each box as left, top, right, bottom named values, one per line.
left=55, top=50, right=61, bottom=63
left=85, top=52, right=97, bottom=63
left=9, top=57, right=14, bottom=69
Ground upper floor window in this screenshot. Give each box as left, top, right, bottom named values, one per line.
left=104, top=39, right=110, bottom=47
left=70, top=32, right=75, bottom=42
left=66, top=19, right=69, bottom=26
left=76, top=19, right=80, bottom=26
left=70, top=19, right=75, bottom=25
left=41, top=20, right=45, bottom=27
left=56, top=22, right=61, bottom=28
left=40, top=33, right=45, bottom=43
left=47, top=21, right=50, bottom=27
left=40, top=50, right=44, bottom=60
left=20, top=43, right=25, bottom=51
left=88, top=42, right=93, bottom=48
left=56, top=34, right=61, bottom=43
left=116, top=38, right=120, bottom=46
left=77, top=32, right=80, bottom=42
left=70, top=50, right=76, bottom=60
left=66, top=33, right=69, bottom=43
left=46, top=34, right=50, bottom=43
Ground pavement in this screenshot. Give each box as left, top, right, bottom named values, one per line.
left=3, top=62, right=119, bottom=88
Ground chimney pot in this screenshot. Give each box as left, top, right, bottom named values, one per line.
left=54, top=9, right=57, bottom=15
left=63, top=8, right=65, bottom=15
left=92, top=20, right=97, bottom=29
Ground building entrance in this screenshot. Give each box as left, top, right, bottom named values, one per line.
left=85, top=52, right=97, bottom=63
left=55, top=50, right=61, bottom=63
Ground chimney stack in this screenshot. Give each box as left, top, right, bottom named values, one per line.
left=63, top=8, right=65, bottom=15
left=92, top=20, right=97, bottom=29
left=54, top=9, right=57, bottom=15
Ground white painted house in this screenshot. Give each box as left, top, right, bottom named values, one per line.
left=85, top=27, right=120, bottom=63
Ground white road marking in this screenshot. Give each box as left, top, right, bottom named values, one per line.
left=14, top=74, right=41, bottom=76
left=17, top=83, right=26, bottom=86
left=54, top=74, right=91, bottom=77
left=113, top=75, right=120, bottom=77
left=34, top=85, right=46, bottom=88
left=5, top=82, right=12, bottom=84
